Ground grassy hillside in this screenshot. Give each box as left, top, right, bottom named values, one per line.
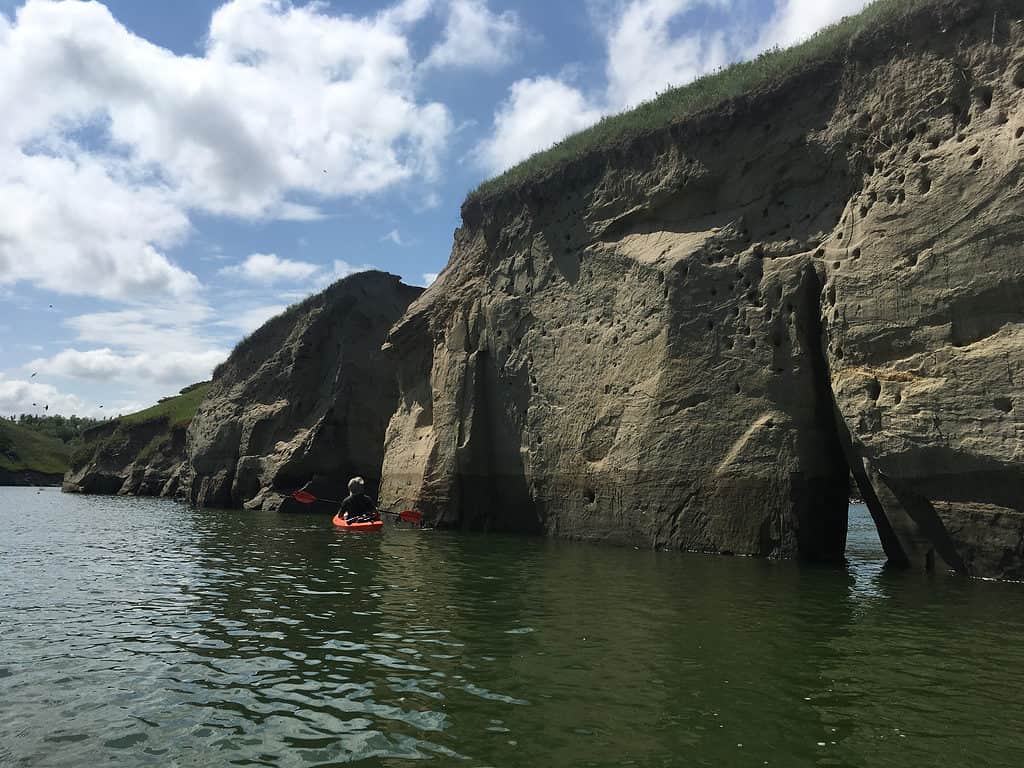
left=120, top=381, right=211, bottom=429
left=0, top=418, right=71, bottom=476
left=469, top=0, right=935, bottom=202
left=69, top=382, right=211, bottom=471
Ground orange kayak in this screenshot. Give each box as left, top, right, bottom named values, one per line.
left=332, top=514, right=383, bottom=532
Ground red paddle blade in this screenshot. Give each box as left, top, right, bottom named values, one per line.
left=292, top=490, right=317, bottom=504
left=399, top=509, right=422, bottom=523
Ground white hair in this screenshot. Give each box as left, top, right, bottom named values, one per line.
left=348, top=476, right=365, bottom=493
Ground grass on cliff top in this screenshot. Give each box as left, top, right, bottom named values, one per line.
left=468, top=0, right=933, bottom=203
left=120, top=382, right=211, bottom=429
left=0, top=418, right=70, bottom=475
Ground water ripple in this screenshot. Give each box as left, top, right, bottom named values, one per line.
left=2, top=490, right=1024, bottom=767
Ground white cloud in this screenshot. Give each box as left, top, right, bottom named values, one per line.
left=29, top=347, right=224, bottom=385
left=0, top=0, right=454, bottom=302
left=23, top=304, right=228, bottom=402
left=0, top=375, right=125, bottom=418
left=754, top=0, right=871, bottom=52
left=474, top=0, right=868, bottom=175
left=65, top=305, right=216, bottom=354
left=0, top=148, right=198, bottom=301
left=382, top=228, right=405, bottom=246
left=220, top=253, right=320, bottom=284
left=218, top=304, right=290, bottom=334
left=422, top=272, right=439, bottom=286
left=605, top=0, right=729, bottom=109
left=424, top=0, right=522, bottom=71
left=474, top=77, right=604, bottom=174
left=473, top=0, right=731, bottom=173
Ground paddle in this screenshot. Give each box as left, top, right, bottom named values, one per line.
left=290, top=489, right=423, bottom=524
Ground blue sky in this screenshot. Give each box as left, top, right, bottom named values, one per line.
left=0, top=0, right=867, bottom=417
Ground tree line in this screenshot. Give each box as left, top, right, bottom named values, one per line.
left=7, top=414, right=106, bottom=444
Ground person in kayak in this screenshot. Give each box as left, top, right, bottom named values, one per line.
left=338, top=476, right=380, bottom=523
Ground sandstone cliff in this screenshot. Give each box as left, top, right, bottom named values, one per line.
left=62, top=383, right=208, bottom=497
left=184, top=271, right=421, bottom=512
left=380, top=0, right=1024, bottom=579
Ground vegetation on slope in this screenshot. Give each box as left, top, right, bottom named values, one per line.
left=8, top=414, right=104, bottom=444
left=468, top=0, right=937, bottom=203
left=120, top=381, right=211, bottom=429
left=0, top=418, right=71, bottom=476
left=69, top=382, right=211, bottom=471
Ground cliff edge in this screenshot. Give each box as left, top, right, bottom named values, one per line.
left=380, top=0, right=1024, bottom=578
left=184, top=271, right=422, bottom=511
left=62, top=383, right=209, bottom=497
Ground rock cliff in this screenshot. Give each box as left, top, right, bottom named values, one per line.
left=62, top=383, right=208, bottom=497
left=380, top=0, right=1024, bottom=578
left=184, top=271, right=422, bottom=512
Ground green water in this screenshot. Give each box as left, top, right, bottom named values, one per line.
left=2, top=488, right=1023, bottom=767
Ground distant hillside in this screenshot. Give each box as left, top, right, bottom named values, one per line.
left=0, top=418, right=71, bottom=485
left=64, top=382, right=211, bottom=497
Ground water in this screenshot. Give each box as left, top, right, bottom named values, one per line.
left=2, top=488, right=1024, bottom=767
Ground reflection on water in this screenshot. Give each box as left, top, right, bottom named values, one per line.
left=2, top=490, right=1023, bottom=767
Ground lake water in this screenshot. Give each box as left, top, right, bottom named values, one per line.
left=2, top=487, right=1023, bottom=767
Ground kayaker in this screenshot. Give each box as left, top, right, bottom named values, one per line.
left=338, top=477, right=379, bottom=523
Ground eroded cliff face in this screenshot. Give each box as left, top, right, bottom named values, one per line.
left=63, top=419, right=188, bottom=498
left=184, top=271, right=422, bottom=511
left=380, top=0, right=1024, bottom=578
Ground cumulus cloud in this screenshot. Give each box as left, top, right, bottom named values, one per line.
left=754, top=0, right=871, bottom=52
left=605, top=0, right=730, bottom=109
left=26, top=304, right=229, bottom=399
left=29, top=347, right=224, bottom=385
left=424, top=0, right=522, bottom=71
left=0, top=0, right=454, bottom=302
left=473, top=0, right=871, bottom=174
left=0, top=148, right=198, bottom=301
left=0, top=376, right=126, bottom=418
left=474, top=77, right=604, bottom=175
left=421, top=272, right=440, bottom=286
left=220, top=253, right=320, bottom=284
left=473, top=0, right=730, bottom=174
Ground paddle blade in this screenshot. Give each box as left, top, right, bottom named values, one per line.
left=292, top=490, right=317, bottom=504
left=399, top=509, right=422, bottom=523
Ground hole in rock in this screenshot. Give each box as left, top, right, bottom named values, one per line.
left=975, top=86, right=994, bottom=111
left=582, top=489, right=596, bottom=504
left=994, top=397, right=1013, bottom=413
left=971, top=157, right=983, bottom=171
left=867, top=379, right=882, bottom=400
left=1016, top=127, right=1024, bottom=139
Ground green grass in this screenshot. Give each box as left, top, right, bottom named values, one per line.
left=468, top=0, right=934, bottom=203
left=120, top=382, right=211, bottom=429
left=0, top=418, right=71, bottom=475
left=69, top=382, right=211, bottom=472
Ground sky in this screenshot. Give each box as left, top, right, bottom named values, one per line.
left=0, top=0, right=871, bottom=418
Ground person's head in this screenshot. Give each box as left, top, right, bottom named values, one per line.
left=347, top=476, right=365, bottom=495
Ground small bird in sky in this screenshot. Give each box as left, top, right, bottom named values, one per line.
left=322, top=169, right=327, bottom=173
left=48, top=304, right=53, bottom=309
left=31, top=402, right=36, bottom=406
left=99, top=405, right=104, bottom=408
left=44, top=405, right=48, bottom=411
left=30, top=372, right=37, bottom=378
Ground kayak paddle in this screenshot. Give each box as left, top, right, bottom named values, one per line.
left=290, top=489, right=423, bottom=523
